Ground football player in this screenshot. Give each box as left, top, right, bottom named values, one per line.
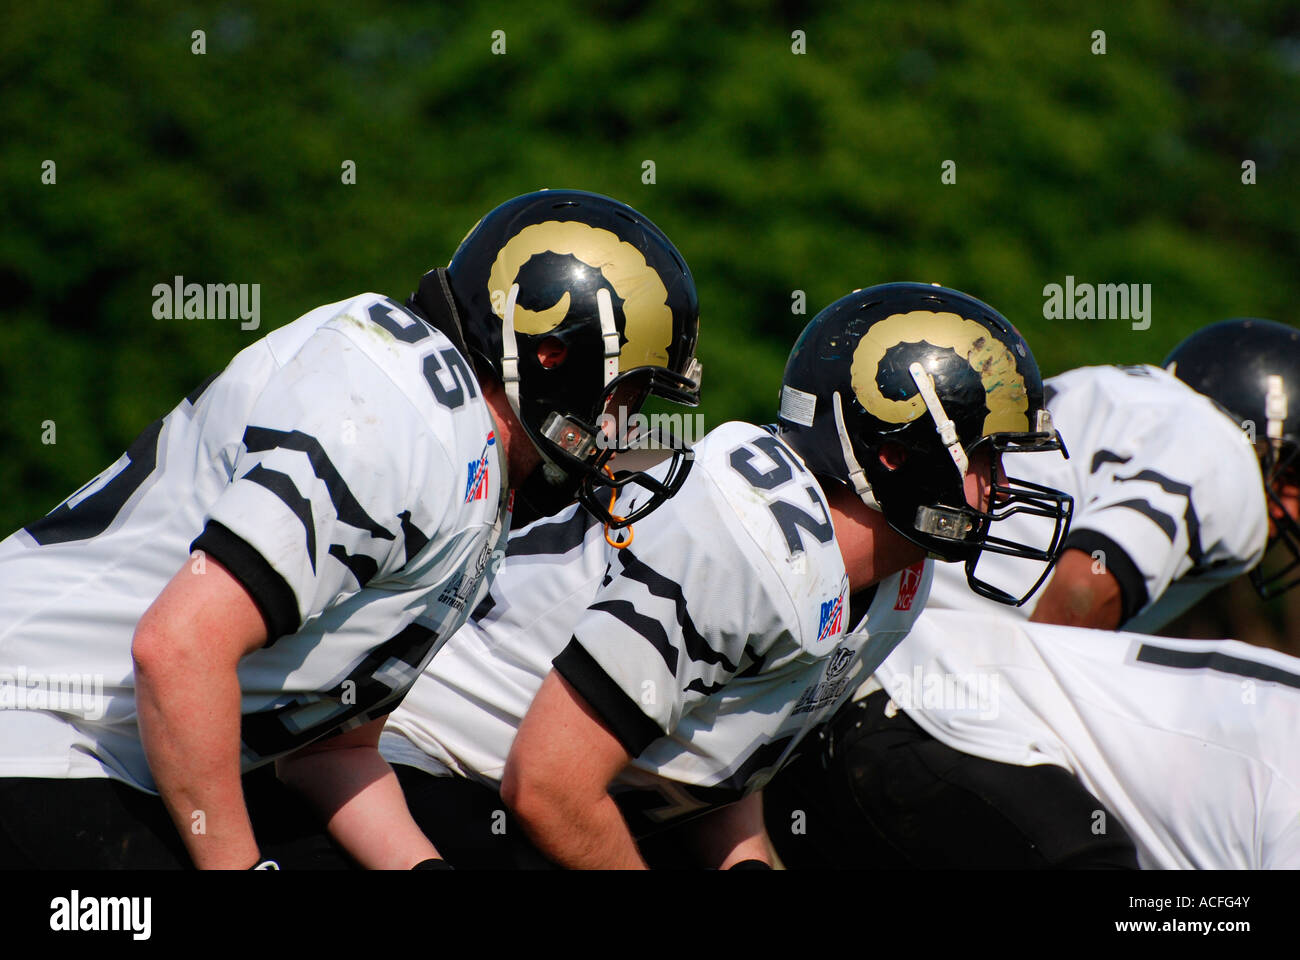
left=855, top=609, right=1300, bottom=869
left=278, top=282, right=1074, bottom=868
left=0, top=189, right=701, bottom=869
left=915, top=318, right=1300, bottom=627
left=766, top=318, right=1300, bottom=868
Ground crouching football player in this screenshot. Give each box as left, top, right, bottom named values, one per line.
left=280, top=282, right=1074, bottom=868
left=765, top=317, right=1300, bottom=869
left=0, top=190, right=702, bottom=869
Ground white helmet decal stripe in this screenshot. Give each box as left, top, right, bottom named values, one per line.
left=598, top=287, right=620, bottom=388
left=501, top=283, right=523, bottom=415
left=909, top=361, right=970, bottom=478
left=1266, top=374, right=1287, bottom=442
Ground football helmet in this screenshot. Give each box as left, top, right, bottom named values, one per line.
left=778, top=282, right=1073, bottom=605
left=1164, top=318, right=1300, bottom=598
left=408, top=190, right=701, bottom=528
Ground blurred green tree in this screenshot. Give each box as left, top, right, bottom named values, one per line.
left=2, top=1, right=1296, bottom=645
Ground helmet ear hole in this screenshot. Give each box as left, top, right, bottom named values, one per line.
left=537, top=336, right=568, bottom=369
left=878, top=442, right=907, bottom=471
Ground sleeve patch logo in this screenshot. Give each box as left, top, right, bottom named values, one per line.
left=817, top=575, right=849, bottom=643
left=894, top=561, right=925, bottom=611
left=464, top=431, right=495, bottom=502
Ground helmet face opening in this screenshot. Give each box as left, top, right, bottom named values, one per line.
left=1250, top=441, right=1300, bottom=598
left=876, top=429, right=1073, bottom=574
left=576, top=444, right=696, bottom=530
left=1164, top=317, right=1300, bottom=599
left=537, top=365, right=701, bottom=528
left=429, top=189, right=702, bottom=527
left=961, top=433, right=1076, bottom=605
left=778, top=282, right=1073, bottom=605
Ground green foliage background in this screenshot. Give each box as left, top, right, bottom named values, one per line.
left=2, top=1, right=1298, bottom=644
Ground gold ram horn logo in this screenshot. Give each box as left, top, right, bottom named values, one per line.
left=488, top=221, right=674, bottom=368
left=850, top=310, right=1030, bottom=433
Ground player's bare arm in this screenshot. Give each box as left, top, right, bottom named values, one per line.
left=1029, top=547, right=1124, bottom=628
left=132, top=558, right=268, bottom=870
left=276, top=717, right=440, bottom=869
left=502, top=670, right=646, bottom=869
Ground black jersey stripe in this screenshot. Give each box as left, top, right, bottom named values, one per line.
left=328, top=543, right=379, bottom=587
left=243, top=464, right=317, bottom=572
left=507, top=508, right=598, bottom=558
left=398, top=510, right=430, bottom=565
left=553, top=638, right=665, bottom=758
left=242, top=426, right=395, bottom=541
left=1114, top=469, right=1204, bottom=566
left=1136, top=644, right=1300, bottom=691
left=1090, top=449, right=1132, bottom=473
left=1110, top=498, right=1178, bottom=542
left=615, top=549, right=738, bottom=673
left=685, top=676, right=727, bottom=696
left=191, top=520, right=300, bottom=641
left=587, top=599, right=678, bottom=675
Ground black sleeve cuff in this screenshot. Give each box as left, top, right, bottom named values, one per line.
left=553, top=638, right=665, bottom=758
left=191, top=519, right=301, bottom=644
left=1062, top=529, right=1148, bottom=625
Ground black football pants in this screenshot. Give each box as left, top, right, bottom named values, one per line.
left=0, top=766, right=352, bottom=869
left=391, top=764, right=558, bottom=869
left=763, top=690, right=1140, bottom=869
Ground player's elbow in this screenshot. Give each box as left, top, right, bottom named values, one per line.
left=501, top=754, right=584, bottom=830
left=500, top=756, right=543, bottom=822
left=130, top=610, right=178, bottom=683
left=131, top=606, right=215, bottom=689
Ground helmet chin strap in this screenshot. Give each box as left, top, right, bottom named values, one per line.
left=832, top=391, right=881, bottom=511
left=908, top=362, right=969, bottom=477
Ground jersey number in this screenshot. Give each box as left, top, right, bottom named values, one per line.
left=367, top=300, right=478, bottom=409
left=728, top=436, right=834, bottom=555
left=25, top=419, right=165, bottom=546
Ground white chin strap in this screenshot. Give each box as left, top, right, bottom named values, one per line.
left=909, top=361, right=969, bottom=477
left=832, top=391, right=881, bottom=511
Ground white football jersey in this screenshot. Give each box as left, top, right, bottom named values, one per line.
left=383, top=421, right=933, bottom=834
left=870, top=610, right=1300, bottom=869
left=927, top=364, right=1267, bottom=630
left=0, top=293, right=510, bottom=791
